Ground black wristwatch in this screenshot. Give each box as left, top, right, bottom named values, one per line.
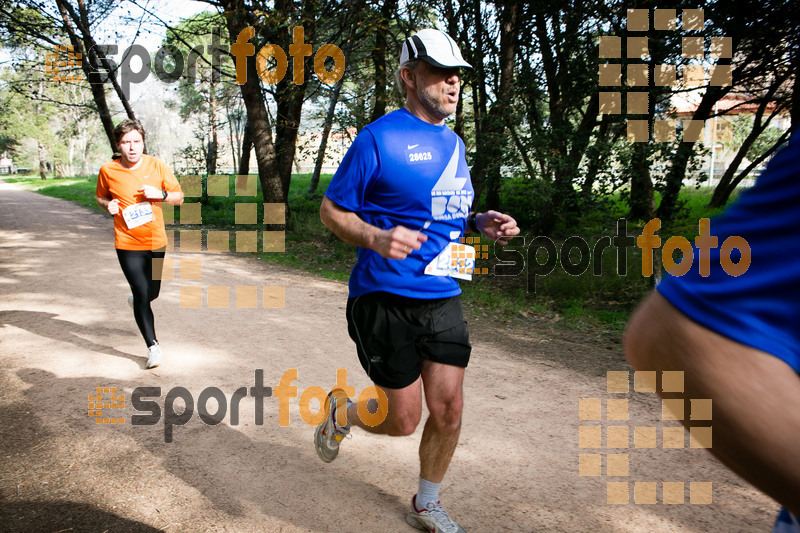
left=161, top=189, right=168, bottom=201
left=468, top=212, right=479, bottom=233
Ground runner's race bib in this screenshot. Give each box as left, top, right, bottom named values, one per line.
left=122, top=202, right=154, bottom=229
left=424, top=242, right=475, bottom=281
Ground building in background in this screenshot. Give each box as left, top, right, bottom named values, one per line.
left=673, top=93, right=792, bottom=187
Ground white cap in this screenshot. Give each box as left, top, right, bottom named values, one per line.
left=399, top=28, right=472, bottom=69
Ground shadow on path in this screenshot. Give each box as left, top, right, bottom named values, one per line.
left=0, top=501, right=164, bottom=533
left=0, top=310, right=143, bottom=367
left=1, top=368, right=408, bottom=533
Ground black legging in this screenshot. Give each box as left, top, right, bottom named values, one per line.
left=116, top=248, right=166, bottom=347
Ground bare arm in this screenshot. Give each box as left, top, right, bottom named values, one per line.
left=97, top=189, right=182, bottom=214
left=163, top=190, right=184, bottom=206
left=96, top=196, right=119, bottom=214
left=319, top=196, right=427, bottom=259
left=139, top=185, right=183, bottom=206
left=470, top=210, right=520, bottom=245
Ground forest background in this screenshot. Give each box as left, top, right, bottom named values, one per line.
left=1, top=0, right=797, bottom=331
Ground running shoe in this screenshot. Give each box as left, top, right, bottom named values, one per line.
left=146, top=343, right=162, bottom=369
left=314, top=390, right=351, bottom=462
left=406, top=495, right=466, bottom=533
left=128, top=295, right=134, bottom=309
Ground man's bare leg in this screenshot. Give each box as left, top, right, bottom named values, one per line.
left=347, top=378, right=423, bottom=436
left=625, top=292, right=800, bottom=515
left=345, top=361, right=464, bottom=483
left=418, top=361, right=464, bottom=483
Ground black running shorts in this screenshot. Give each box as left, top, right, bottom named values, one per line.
left=345, top=291, right=471, bottom=390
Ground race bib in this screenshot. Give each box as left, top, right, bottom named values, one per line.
left=122, top=202, right=154, bottom=229
left=424, top=242, right=475, bottom=281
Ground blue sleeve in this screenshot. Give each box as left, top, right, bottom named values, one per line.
left=324, top=129, right=379, bottom=212
left=657, top=129, right=800, bottom=371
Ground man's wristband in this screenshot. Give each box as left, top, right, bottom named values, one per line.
left=468, top=212, right=479, bottom=233
left=161, top=189, right=168, bottom=201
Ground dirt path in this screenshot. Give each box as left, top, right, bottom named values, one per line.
left=0, top=179, right=778, bottom=532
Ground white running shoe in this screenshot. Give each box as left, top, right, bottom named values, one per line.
left=406, top=496, right=466, bottom=533
left=314, top=390, right=351, bottom=462
left=128, top=295, right=134, bottom=309
left=146, top=343, right=162, bottom=369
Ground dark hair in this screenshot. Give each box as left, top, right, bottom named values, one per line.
left=113, top=119, right=146, bottom=146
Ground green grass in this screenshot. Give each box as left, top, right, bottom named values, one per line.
left=4, top=176, right=105, bottom=213
left=658, top=187, right=731, bottom=239
left=4, top=173, right=731, bottom=334
left=253, top=173, right=355, bottom=281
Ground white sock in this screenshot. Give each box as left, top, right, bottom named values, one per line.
left=415, top=477, right=441, bottom=510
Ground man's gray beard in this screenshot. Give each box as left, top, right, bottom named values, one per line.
left=417, top=85, right=456, bottom=121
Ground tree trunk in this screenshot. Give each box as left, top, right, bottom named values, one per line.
left=504, top=116, right=536, bottom=179
left=68, top=139, right=74, bottom=177
left=468, top=0, right=487, bottom=206
left=529, top=9, right=567, bottom=233
left=222, top=2, right=282, bottom=203
left=228, top=109, right=238, bottom=173
left=710, top=128, right=791, bottom=207
left=582, top=115, right=616, bottom=199
left=54, top=0, right=119, bottom=153
left=709, top=74, right=788, bottom=208
left=708, top=121, right=764, bottom=207
left=74, top=0, right=137, bottom=123
left=238, top=120, right=253, bottom=176
left=270, top=0, right=317, bottom=202
left=629, top=32, right=656, bottom=222
left=309, top=74, right=344, bottom=195
left=369, top=0, right=398, bottom=123
left=81, top=138, right=89, bottom=176
left=52, top=0, right=138, bottom=155
left=207, top=84, right=218, bottom=175
left=657, top=84, right=731, bottom=221
left=444, top=0, right=467, bottom=141
left=471, top=1, right=518, bottom=211
left=628, top=142, right=655, bottom=220
left=38, top=142, right=47, bottom=180
left=554, top=87, right=600, bottom=216
left=273, top=86, right=305, bottom=202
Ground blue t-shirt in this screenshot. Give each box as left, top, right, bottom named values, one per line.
left=325, top=108, right=474, bottom=298
left=657, top=130, right=800, bottom=371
